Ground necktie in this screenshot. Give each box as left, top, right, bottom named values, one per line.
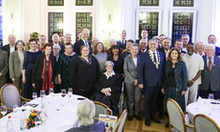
left=153, top=52, right=157, bottom=63
left=209, top=57, right=212, bottom=71
left=122, top=40, right=125, bottom=45
left=85, top=40, right=88, bottom=46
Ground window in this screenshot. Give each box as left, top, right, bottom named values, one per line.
left=48, top=12, right=63, bottom=41
left=139, top=0, right=159, bottom=6
left=76, top=12, right=93, bottom=41
left=48, top=0, right=64, bottom=6
left=173, top=0, right=194, bottom=7
left=136, top=11, right=161, bottom=40
left=76, top=0, right=93, bottom=6
left=170, top=11, right=196, bottom=44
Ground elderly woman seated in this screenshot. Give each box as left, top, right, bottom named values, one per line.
left=95, top=61, right=122, bottom=115
left=65, top=99, right=105, bottom=132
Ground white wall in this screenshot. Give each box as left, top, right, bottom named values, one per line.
left=1, top=0, right=219, bottom=45
left=214, top=0, right=220, bottom=46
left=2, top=0, right=23, bottom=44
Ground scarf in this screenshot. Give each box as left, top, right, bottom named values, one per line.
left=42, top=56, right=54, bottom=92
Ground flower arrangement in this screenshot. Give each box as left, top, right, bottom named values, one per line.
left=26, top=109, right=41, bottom=129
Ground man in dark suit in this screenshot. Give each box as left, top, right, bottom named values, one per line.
left=174, top=39, right=186, bottom=56
left=200, top=44, right=220, bottom=99
left=74, top=28, right=91, bottom=55
left=208, top=34, right=220, bottom=56
left=117, top=30, right=127, bottom=49
left=136, top=30, right=148, bottom=44
left=2, top=34, right=17, bottom=56
left=138, top=39, right=164, bottom=126
left=2, top=34, right=16, bottom=83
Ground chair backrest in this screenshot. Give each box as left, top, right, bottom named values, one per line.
left=115, top=109, right=127, bottom=132
left=94, top=101, right=112, bottom=118
left=167, top=98, right=186, bottom=132
left=194, top=114, right=220, bottom=132
left=0, top=84, right=21, bottom=109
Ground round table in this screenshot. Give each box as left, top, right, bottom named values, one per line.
left=0, top=94, right=87, bottom=132
left=186, top=97, right=220, bottom=127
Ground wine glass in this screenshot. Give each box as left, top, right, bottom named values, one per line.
left=61, top=89, right=66, bottom=97
left=0, top=105, right=7, bottom=116
left=40, top=90, right=46, bottom=98
left=32, top=92, right=38, bottom=100
left=12, top=105, right=18, bottom=113
left=68, top=88, right=73, bottom=97
left=208, top=93, right=214, bottom=100
left=49, top=88, right=54, bottom=95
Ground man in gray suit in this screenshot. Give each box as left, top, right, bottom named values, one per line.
left=200, top=44, right=220, bottom=99
left=0, top=49, right=8, bottom=88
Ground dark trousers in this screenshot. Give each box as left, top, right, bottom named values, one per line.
left=144, top=86, right=160, bottom=121
left=157, top=91, right=164, bottom=117
left=95, top=93, right=120, bottom=115
left=199, top=89, right=220, bottom=99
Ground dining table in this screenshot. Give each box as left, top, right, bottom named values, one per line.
left=0, top=93, right=87, bottom=132
left=186, top=97, right=220, bottom=127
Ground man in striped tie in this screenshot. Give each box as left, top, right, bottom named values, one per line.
left=200, top=44, right=220, bottom=99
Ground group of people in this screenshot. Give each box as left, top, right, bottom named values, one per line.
left=0, top=28, right=220, bottom=127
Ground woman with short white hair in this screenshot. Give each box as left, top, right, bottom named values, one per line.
left=95, top=61, right=122, bottom=115
left=65, top=99, right=105, bottom=132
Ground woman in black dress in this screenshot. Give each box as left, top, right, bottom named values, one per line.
left=32, top=43, right=57, bottom=95
left=58, top=43, right=78, bottom=91
left=69, top=46, right=100, bottom=98
left=95, top=61, right=122, bottom=114
left=23, top=39, right=42, bottom=99
left=107, top=45, right=124, bottom=76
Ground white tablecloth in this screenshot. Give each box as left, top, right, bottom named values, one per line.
left=0, top=94, right=87, bottom=132
left=186, top=97, right=220, bottom=126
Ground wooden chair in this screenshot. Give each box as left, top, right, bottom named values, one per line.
left=194, top=114, right=220, bottom=132
left=0, top=84, right=31, bottom=111
left=166, top=98, right=194, bottom=132
left=0, top=113, right=3, bottom=119
left=115, top=109, right=127, bottom=132
left=94, top=101, right=112, bottom=119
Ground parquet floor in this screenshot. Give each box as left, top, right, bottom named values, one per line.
left=124, top=116, right=170, bottom=132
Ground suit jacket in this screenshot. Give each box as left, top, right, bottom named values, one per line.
left=0, top=49, right=8, bottom=76
left=2, top=44, right=17, bottom=56
left=65, top=122, right=105, bottom=132
left=32, top=54, right=57, bottom=84
left=162, top=61, right=188, bottom=92
left=9, top=51, right=25, bottom=78
left=215, top=46, right=220, bottom=56
left=124, top=55, right=139, bottom=84
left=73, top=39, right=91, bottom=55
left=138, top=50, right=164, bottom=88
left=200, top=56, right=220, bottom=91
left=117, top=40, right=127, bottom=49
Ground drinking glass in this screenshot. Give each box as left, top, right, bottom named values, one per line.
left=49, top=88, right=54, bottom=95
left=0, top=105, right=7, bottom=116
left=61, top=89, right=66, bottom=97
left=208, top=93, right=214, bottom=100
left=12, top=105, right=18, bottom=113
left=68, top=88, right=73, bottom=97
left=40, top=90, right=46, bottom=98
left=32, top=92, right=38, bottom=99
